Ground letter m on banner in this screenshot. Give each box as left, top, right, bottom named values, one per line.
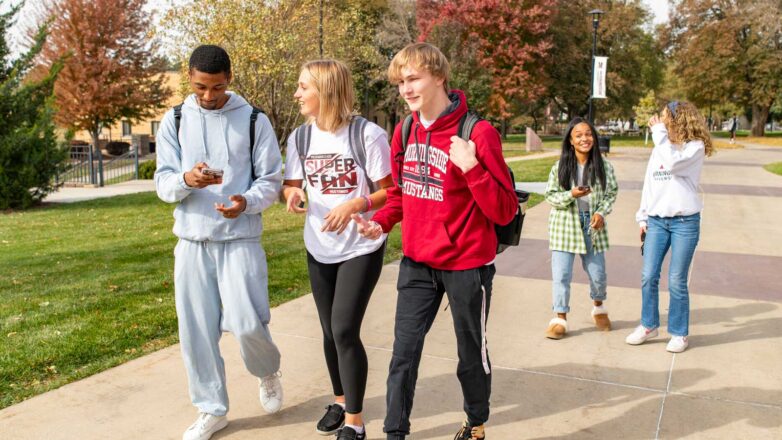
left=592, top=56, right=608, bottom=99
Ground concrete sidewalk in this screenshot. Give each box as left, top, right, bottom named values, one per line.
left=43, top=180, right=156, bottom=204
left=1, top=146, right=780, bottom=439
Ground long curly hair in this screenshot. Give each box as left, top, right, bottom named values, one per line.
left=661, top=101, right=714, bottom=157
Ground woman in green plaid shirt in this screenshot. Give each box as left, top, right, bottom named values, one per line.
left=544, top=117, right=618, bottom=339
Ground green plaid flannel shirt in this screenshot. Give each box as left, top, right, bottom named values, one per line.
left=545, top=159, right=618, bottom=254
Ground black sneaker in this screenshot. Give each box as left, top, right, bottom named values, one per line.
left=316, top=403, right=345, bottom=435
left=337, top=426, right=366, bottom=440
left=454, top=420, right=486, bottom=439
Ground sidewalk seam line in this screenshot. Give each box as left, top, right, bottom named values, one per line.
left=655, top=353, right=676, bottom=439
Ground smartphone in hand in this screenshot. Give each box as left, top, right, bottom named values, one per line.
left=577, top=186, right=591, bottom=191
left=202, top=168, right=224, bottom=177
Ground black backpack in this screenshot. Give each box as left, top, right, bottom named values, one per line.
left=173, top=103, right=264, bottom=179
left=400, top=112, right=529, bottom=254
left=292, top=115, right=377, bottom=192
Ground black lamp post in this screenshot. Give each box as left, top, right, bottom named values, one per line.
left=588, top=9, right=604, bottom=124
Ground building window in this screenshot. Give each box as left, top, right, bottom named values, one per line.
left=122, top=120, right=132, bottom=137
left=151, top=121, right=160, bottom=136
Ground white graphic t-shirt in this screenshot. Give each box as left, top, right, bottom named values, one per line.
left=284, top=120, right=391, bottom=263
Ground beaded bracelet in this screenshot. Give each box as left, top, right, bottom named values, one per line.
left=361, top=195, right=373, bottom=213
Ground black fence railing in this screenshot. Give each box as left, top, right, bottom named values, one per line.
left=57, top=146, right=146, bottom=187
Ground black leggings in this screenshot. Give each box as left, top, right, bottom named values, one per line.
left=307, top=242, right=385, bottom=414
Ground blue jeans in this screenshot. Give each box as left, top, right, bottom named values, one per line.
left=551, top=211, right=607, bottom=313
left=641, top=213, right=701, bottom=336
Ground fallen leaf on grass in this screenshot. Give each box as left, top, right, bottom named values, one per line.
left=108, top=284, right=119, bottom=292
left=7, top=332, right=17, bottom=337
left=39, top=301, right=50, bottom=307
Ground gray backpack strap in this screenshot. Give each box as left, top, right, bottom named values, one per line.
left=347, top=116, right=375, bottom=192
left=294, top=123, right=312, bottom=179
left=457, top=111, right=481, bottom=140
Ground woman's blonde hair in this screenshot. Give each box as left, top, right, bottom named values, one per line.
left=302, top=59, right=355, bottom=133
left=387, top=43, right=450, bottom=92
left=662, top=101, right=714, bottom=157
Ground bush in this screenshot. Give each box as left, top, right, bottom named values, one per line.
left=105, top=141, right=130, bottom=156
left=138, top=159, right=156, bottom=179
left=1, top=11, right=67, bottom=209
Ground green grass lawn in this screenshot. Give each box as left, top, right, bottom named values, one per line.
left=0, top=192, right=401, bottom=409
left=763, top=162, right=782, bottom=176
left=508, top=156, right=559, bottom=182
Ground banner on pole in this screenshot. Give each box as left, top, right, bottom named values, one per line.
left=592, top=56, right=608, bottom=99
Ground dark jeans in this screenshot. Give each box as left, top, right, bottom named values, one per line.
left=384, top=257, right=495, bottom=437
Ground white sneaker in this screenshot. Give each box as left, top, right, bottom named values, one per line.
left=259, top=371, right=283, bottom=413
left=625, top=325, right=658, bottom=345
left=666, top=336, right=689, bottom=353
left=183, top=413, right=227, bottom=440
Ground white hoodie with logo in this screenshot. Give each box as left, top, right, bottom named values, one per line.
left=636, top=123, right=705, bottom=227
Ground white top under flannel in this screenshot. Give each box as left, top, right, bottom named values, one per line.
left=545, top=159, right=618, bottom=254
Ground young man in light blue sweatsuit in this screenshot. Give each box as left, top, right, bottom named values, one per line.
left=154, top=45, right=283, bottom=440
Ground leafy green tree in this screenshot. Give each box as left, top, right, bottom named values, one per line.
left=162, top=0, right=385, bottom=146
left=0, top=2, right=66, bottom=209
left=667, top=0, right=782, bottom=136
left=545, top=0, right=663, bottom=123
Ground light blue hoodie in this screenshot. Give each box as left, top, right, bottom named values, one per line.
left=155, top=92, right=282, bottom=242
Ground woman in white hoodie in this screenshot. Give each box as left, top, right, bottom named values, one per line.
left=626, top=101, right=713, bottom=353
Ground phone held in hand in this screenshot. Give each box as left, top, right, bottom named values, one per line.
left=577, top=186, right=591, bottom=191
left=202, top=168, right=224, bottom=177
left=640, top=230, right=646, bottom=256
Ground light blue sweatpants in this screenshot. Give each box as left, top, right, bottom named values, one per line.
left=174, top=238, right=281, bottom=416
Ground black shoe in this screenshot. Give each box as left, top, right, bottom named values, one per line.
left=386, top=435, right=406, bottom=440
left=454, top=420, right=486, bottom=440
left=316, top=403, right=345, bottom=435
left=337, top=426, right=366, bottom=440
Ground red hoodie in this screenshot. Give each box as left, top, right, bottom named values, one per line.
left=372, top=90, right=518, bottom=270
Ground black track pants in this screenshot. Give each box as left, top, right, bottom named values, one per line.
left=384, top=256, right=495, bottom=436
left=307, top=243, right=385, bottom=414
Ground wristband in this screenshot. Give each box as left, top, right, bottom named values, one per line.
left=361, top=195, right=372, bottom=212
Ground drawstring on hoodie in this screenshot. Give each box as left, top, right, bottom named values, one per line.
left=412, top=120, right=434, bottom=193
left=196, top=100, right=233, bottom=164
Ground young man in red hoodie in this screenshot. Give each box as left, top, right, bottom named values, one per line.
left=354, top=43, right=517, bottom=440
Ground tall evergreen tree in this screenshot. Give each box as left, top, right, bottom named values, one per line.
left=0, top=1, right=65, bottom=209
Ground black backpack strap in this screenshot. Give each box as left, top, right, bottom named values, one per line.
left=396, top=114, right=415, bottom=187
left=248, top=106, right=264, bottom=180
left=173, top=103, right=184, bottom=149
left=348, top=116, right=375, bottom=192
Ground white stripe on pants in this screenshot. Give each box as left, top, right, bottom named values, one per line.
left=174, top=239, right=281, bottom=416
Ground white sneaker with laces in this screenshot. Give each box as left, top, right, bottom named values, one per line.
left=666, top=336, right=689, bottom=353
left=625, top=325, right=658, bottom=345
left=259, top=371, right=283, bottom=413
left=182, top=413, right=227, bottom=440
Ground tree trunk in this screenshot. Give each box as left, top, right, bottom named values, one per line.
left=501, top=118, right=508, bottom=140
left=751, top=104, right=769, bottom=137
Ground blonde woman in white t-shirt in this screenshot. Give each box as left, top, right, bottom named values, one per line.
left=281, top=59, right=393, bottom=440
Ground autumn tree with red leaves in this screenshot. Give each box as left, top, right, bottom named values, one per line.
left=417, top=0, right=555, bottom=136
left=36, top=0, right=171, bottom=152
